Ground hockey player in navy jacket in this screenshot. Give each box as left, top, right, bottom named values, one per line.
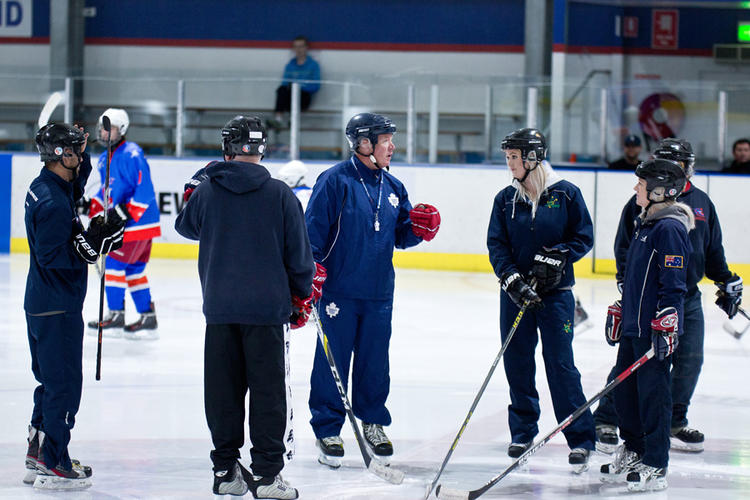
left=601, top=158, right=693, bottom=492
left=487, top=128, right=596, bottom=471
left=306, top=113, right=441, bottom=466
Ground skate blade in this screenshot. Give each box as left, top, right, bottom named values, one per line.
left=22, top=469, right=36, bottom=485
left=368, top=458, right=403, bottom=484
left=595, top=442, right=618, bottom=454
left=123, top=330, right=159, bottom=341
left=317, top=453, right=342, bottom=469
left=33, top=475, right=92, bottom=491
left=626, top=477, right=667, bottom=492
left=435, top=485, right=470, bottom=500
left=571, top=463, right=589, bottom=474
left=669, top=437, right=703, bottom=453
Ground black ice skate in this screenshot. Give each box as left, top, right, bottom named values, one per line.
left=670, top=426, right=704, bottom=452
left=595, top=424, right=619, bottom=454
left=507, top=440, right=532, bottom=458
left=34, top=457, right=93, bottom=491
left=568, top=447, right=590, bottom=473
left=573, top=297, right=592, bottom=332
left=626, top=464, right=667, bottom=492
left=87, top=309, right=124, bottom=338
left=363, top=423, right=393, bottom=460
left=212, top=462, right=248, bottom=496
left=316, top=436, right=344, bottom=468
left=123, top=303, right=158, bottom=340
left=23, top=426, right=40, bottom=485
left=600, top=444, right=641, bottom=483
left=248, top=473, right=299, bottom=499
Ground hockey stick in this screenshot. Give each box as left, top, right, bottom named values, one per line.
left=95, top=115, right=112, bottom=381
left=309, top=307, right=404, bottom=484
left=425, top=291, right=534, bottom=499
left=722, top=307, right=750, bottom=339
left=436, top=347, right=656, bottom=500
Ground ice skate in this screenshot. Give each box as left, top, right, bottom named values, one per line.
left=123, top=303, right=158, bottom=340
left=573, top=298, right=592, bottom=332
left=316, top=436, right=344, bottom=469
left=507, top=440, right=532, bottom=459
left=212, top=462, right=248, bottom=496
left=600, top=444, right=641, bottom=483
left=670, top=426, right=704, bottom=452
left=87, top=309, right=124, bottom=338
left=33, top=458, right=93, bottom=491
left=363, top=423, right=393, bottom=462
left=626, top=463, right=668, bottom=492
left=568, top=447, right=590, bottom=473
left=595, top=424, right=619, bottom=454
left=248, top=473, right=299, bottom=499
left=23, top=426, right=40, bottom=485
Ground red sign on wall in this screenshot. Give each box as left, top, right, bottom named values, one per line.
left=652, top=10, right=678, bottom=50
left=623, top=16, right=639, bottom=38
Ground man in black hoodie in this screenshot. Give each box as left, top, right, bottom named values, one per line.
left=176, top=116, right=313, bottom=499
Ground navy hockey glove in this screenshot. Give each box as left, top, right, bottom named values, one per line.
left=716, top=274, right=742, bottom=319
left=501, top=272, right=542, bottom=310
left=289, top=295, right=312, bottom=329
left=605, top=300, right=622, bottom=346
left=73, top=216, right=125, bottom=264
left=183, top=166, right=210, bottom=202
left=651, top=307, right=679, bottom=361
left=530, top=246, right=568, bottom=293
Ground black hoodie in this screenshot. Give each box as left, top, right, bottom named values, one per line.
left=175, top=160, right=314, bottom=325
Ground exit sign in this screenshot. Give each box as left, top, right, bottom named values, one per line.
left=740, top=22, right=750, bottom=42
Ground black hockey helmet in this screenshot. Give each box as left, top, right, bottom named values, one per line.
left=653, top=138, right=695, bottom=177
left=221, top=115, right=267, bottom=158
left=501, top=128, right=547, bottom=163
left=345, top=113, right=397, bottom=152
left=636, top=158, right=686, bottom=201
left=35, top=123, right=85, bottom=163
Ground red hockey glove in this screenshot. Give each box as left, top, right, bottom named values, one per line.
left=311, top=263, right=327, bottom=303
left=290, top=295, right=313, bottom=329
left=651, top=307, right=679, bottom=361
left=410, top=203, right=441, bottom=241
left=605, top=300, right=622, bottom=346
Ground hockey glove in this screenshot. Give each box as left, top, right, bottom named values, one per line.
left=289, top=295, right=313, bottom=329
left=183, top=167, right=210, bottom=202
left=75, top=196, right=91, bottom=216
left=605, top=300, right=623, bottom=346
left=73, top=216, right=125, bottom=264
left=530, top=246, right=569, bottom=293
left=107, top=203, right=131, bottom=225
left=311, top=262, right=327, bottom=303
left=716, top=274, right=743, bottom=319
left=410, top=203, right=441, bottom=241
left=501, top=272, right=542, bottom=310
left=651, top=307, right=679, bottom=361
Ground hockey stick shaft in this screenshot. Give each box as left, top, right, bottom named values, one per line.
left=739, top=307, right=750, bottom=322
left=309, top=307, right=404, bottom=484
left=95, top=115, right=112, bottom=381
left=425, top=298, right=532, bottom=499
left=437, top=347, right=656, bottom=500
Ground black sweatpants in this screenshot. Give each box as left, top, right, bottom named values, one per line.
left=204, top=323, right=289, bottom=477
left=274, top=85, right=313, bottom=112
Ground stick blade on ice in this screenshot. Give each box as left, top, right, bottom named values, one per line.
left=436, top=485, right=470, bottom=500
left=368, top=460, right=404, bottom=484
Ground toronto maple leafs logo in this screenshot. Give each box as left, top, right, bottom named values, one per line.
left=326, top=302, right=340, bottom=318
left=388, top=193, right=399, bottom=207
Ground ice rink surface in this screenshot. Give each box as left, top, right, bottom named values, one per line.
left=1, top=254, right=749, bottom=499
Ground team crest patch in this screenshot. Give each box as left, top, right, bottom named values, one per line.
left=326, top=302, right=340, bottom=318
left=563, top=320, right=572, bottom=334
left=388, top=193, right=399, bottom=207
left=693, top=207, right=706, bottom=221
left=665, top=255, right=684, bottom=268
left=546, top=195, right=560, bottom=209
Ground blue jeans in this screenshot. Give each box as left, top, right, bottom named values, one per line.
left=593, top=291, right=703, bottom=430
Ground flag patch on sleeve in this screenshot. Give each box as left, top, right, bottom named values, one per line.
left=664, top=255, right=683, bottom=268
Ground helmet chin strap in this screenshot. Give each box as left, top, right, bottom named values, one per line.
left=515, top=159, right=539, bottom=183
left=61, top=152, right=82, bottom=179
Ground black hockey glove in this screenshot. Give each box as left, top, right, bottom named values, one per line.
left=716, top=274, right=743, bottom=319
left=183, top=166, right=210, bottom=202
left=107, top=203, right=131, bottom=225
left=75, top=196, right=91, bottom=216
left=530, top=246, right=568, bottom=294
left=501, top=272, right=542, bottom=310
left=73, top=216, right=125, bottom=264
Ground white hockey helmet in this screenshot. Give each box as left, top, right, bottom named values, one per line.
left=99, top=108, right=130, bottom=136
left=278, top=160, right=308, bottom=188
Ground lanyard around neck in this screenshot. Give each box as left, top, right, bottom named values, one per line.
left=350, top=157, right=383, bottom=231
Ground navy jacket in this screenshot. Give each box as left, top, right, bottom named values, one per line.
left=305, top=156, right=422, bottom=300
left=487, top=171, right=594, bottom=289
left=175, top=160, right=314, bottom=325
left=615, top=182, right=732, bottom=293
left=621, top=204, right=692, bottom=339
left=24, top=154, right=93, bottom=314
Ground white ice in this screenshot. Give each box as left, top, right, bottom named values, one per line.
left=1, top=254, right=749, bottom=499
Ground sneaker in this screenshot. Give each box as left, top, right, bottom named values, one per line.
left=213, top=462, right=248, bottom=496
left=626, top=463, right=668, bottom=492
left=595, top=424, right=619, bottom=454
left=87, top=310, right=125, bottom=338
left=670, top=426, right=704, bottom=452
left=568, top=448, right=590, bottom=473
left=33, top=458, right=92, bottom=490
left=249, top=473, right=299, bottom=499
left=317, top=436, right=344, bottom=468
left=23, top=426, right=40, bottom=485
left=363, top=423, right=393, bottom=457
left=600, top=444, right=642, bottom=483
left=507, top=441, right=532, bottom=458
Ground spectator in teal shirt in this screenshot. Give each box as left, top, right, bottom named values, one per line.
left=271, top=36, right=321, bottom=129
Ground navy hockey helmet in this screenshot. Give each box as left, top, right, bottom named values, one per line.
left=345, top=113, right=397, bottom=152
left=35, top=123, right=85, bottom=163
left=501, top=128, right=547, bottom=163
left=221, top=115, right=267, bottom=158
left=654, top=138, right=695, bottom=178
left=636, top=158, right=686, bottom=202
